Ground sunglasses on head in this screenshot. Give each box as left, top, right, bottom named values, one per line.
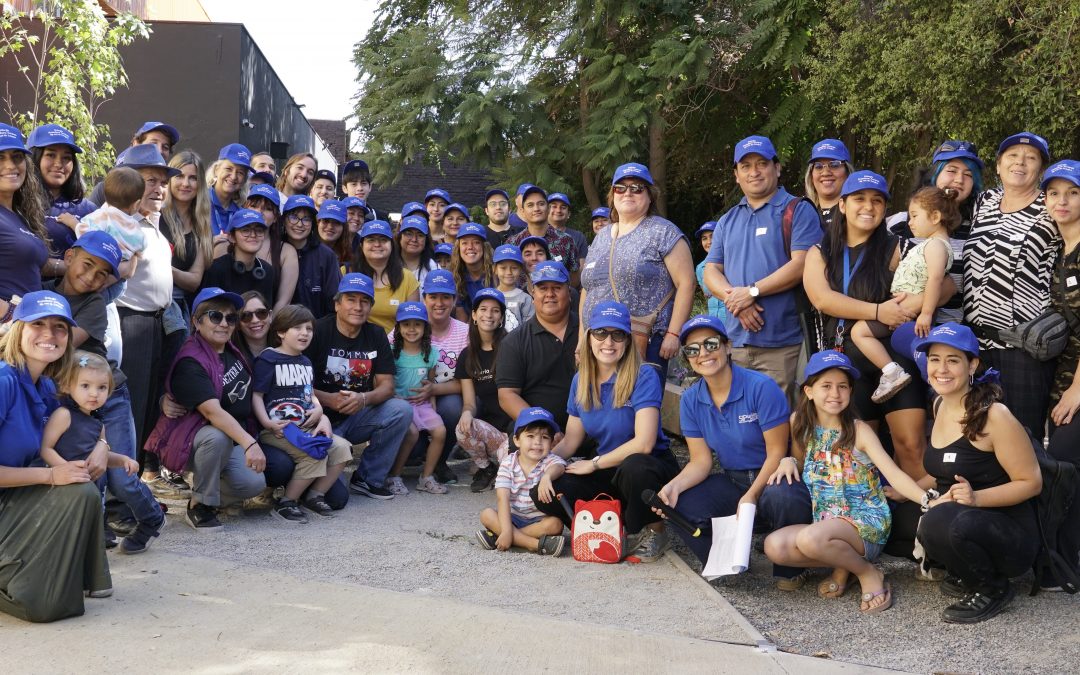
left=612, top=183, right=648, bottom=195
left=590, top=328, right=628, bottom=343
left=811, top=160, right=844, bottom=171
left=936, top=140, right=977, bottom=155
left=682, top=336, right=725, bottom=358
left=201, top=310, right=239, bottom=326
left=240, top=308, right=271, bottom=323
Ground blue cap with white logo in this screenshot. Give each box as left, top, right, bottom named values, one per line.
left=225, top=208, right=267, bottom=232
left=248, top=183, right=281, bottom=210
left=809, top=138, right=849, bottom=163
left=802, top=350, right=861, bottom=382
left=590, top=207, right=611, bottom=220
left=337, top=273, right=375, bottom=299
left=521, top=185, right=547, bottom=201
left=27, top=123, right=82, bottom=153
left=485, top=188, right=510, bottom=202
left=678, top=314, right=728, bottom=344
left=0, top=124, right=30, bottom=154
left=317, top=200, right=346, bottom=223
left=443, top=202, right=469, bottom=219
left=283, top=194, right=316, bottom=214
left=135, top=121, right=180, bottom=145
left=395, top=301, right=428, bottom=323
left=841, top=170, right=890, bottom=200
left=434, top=242, right=453, bottom=257
left=514, top=406, right=560, bottom=436
left=218, top=143, right=252, bottom=170
left=458, top=222, right=487, bottom=240
left=997, top=132, right=1050, bottom=162
left=516, top=183, right=535, bottom=197
left=71, top=230, right=122, bottom=279
left=612, top=162, right=654, bottom=186
left=1041, top=160, right=1080, bottom=190
left=425, top=188, right=451, bottom=203
left=518, top=235, right=549, bottom=255
left=932, top=140, right=984, bottom=171
left=695, top=221, right=716, bottom=238
left=548, top=192, right=570, bottom=206
left=314, top=169, right=336, bottom=186
left=589, top=300, right=631, bottom=333
left=472, top=287, right=506, bottom=309
left=423, top=268, right=457, bottom=296
left=402, top=201, right=428, bottom=218
left=13, top=290, right=77, bottom=326
left=530, top=260, right=569, bottom=285
left=192, top=287, right=244, bottom=313
left=914, top=322, right=980, bottom=358
left=734, top=135, right=778, bottom=164
left=493, top=244, right=524, bottom=265
left=360, top=220, right=393, bottom=240
left=399, top=215, right=429, bottom=235
left=341, top=196, right=367, bottom=210
left=250, top=171, right=275, bottom=185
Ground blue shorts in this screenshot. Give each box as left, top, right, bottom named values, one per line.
left=862, top=540, right=884, bottom=562
left=511, top=513, right=543, bottom=529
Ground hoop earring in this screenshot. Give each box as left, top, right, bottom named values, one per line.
left=968, top=374, right=974, bottom=386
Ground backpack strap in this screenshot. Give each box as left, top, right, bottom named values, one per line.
left=781, top=196, right=816, bottom=261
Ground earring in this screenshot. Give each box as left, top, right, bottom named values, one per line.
left=968, top=374, right=974, bottom=386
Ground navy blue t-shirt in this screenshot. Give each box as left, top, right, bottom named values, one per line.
left=0, top=205, right=47, bottom=300
left=566, top=364, right=670, bottom=456
left=253, top=349, right=315, bottom=422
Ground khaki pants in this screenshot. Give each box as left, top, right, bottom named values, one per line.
left=731, top=343, right=802, bottom=407
left=259, top=430, right=353, bottom=481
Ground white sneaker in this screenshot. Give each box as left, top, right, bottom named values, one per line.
left=871, top=368, right=912, bottom=403
left=385, top=476, right=409, bottom=496
left=416, top=475, right=448, bottom=494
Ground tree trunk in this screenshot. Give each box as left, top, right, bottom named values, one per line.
left=578, top=58, right=602, bottom=210
left=649, top=111, right=667, bottom=217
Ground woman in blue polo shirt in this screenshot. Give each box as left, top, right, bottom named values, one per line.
left=530, top=301, right=679, bottom=563
left=656, top=315, right=812, bottom=587
left=27, top=123, right=96, bottom=271
left=209, top=143, right=252, bottom=237
left=0, top=123, right=49, bottom=323
left=0, top=291, right=112, bottom=622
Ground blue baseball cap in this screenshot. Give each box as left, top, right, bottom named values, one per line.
left=443, top=202, right=469, bottom=219
left=612, top=162, right=654, bottom=185
left=135, top=121, right=179, bottom=145
left=516, top=183, right=535, bottom=197
left=337, top=272, right=375, bottom=299
left=27, top=124, right=82, bottom=153
left=809, top=138, right=849, bottom=163
left=485, top=188, right=510, bottom=202
left=70, top=230, right=122, bottom=279
left=519, top=235, right=549, bottom=255
left=341, top=159, right=369, bottom=176
left=530, top=260, right=569, bottom=285
left=218, top=143, right=252, bottom=170
left=493, top=244, right=524, bottom=265
left=425, top=188, right=451, bottom=203
left=548, top=192, right=570, bottom=206
left=247, top=183, right=281, bottom=210
left=521, top=185, right=547, bottom=201
left=589, top=300, right=631, bottom=333
left=841, top=170, right=890, bottom=200
left=225, top=208, right=267, bottom=232
left=802, top=350, right=861, bottom=382
left=282, top=424, right=331, bottom=460
left=395, top=301, right=429, bottom=323
left=932, top=140, right=984, bottom=172
left=402, top=201, right=427, bottom=218
left=678, top=314, right=728, bottom=344
left=997, top=132, right=1050, bottom=162
left=12, top=290, right=77, bottom=326
left=283, top=194, right=316, bottom=214
left=115, top=144, right=180, bottom=177
left=317, top=200, right=346, bottom=223
left=0, top=124, right=30, bottom=154
left=399, top=215, right=429, bottom=235
left=250, top=171, right=275, bottom=185
left=734, top=135, right=778, bottom=164
left=313, top=169, right=336, bottom=185
left=695, top=221, right=716, bottom=237
left=514, top=406, right=560, bottom=436
left=422, top=268, right=457, bottom=296
left=434, top=242, right=453, bottom=257
left=590, top=207, right=611, bottom=220
left=192, top=287, right=244, bottom=313
left=472, top=287, right=506, bottom=309
left=914, top=322, right=980, bottom=358
left=1041, top=160, right=1080, bottom=190
left=458, top=222, right=487, bottom=240
left=360, top=220, right=393, bottom=240
left=341, top=196, right=367, bottom=210
left=890, top=322, right=928, bottom=384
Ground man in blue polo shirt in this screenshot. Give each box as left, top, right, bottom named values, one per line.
left=703, top=135, right=823, bottom=402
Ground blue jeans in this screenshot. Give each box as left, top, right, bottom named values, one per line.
left=263, top=444, right=350, bottom=509
left=99, top=384, right=161, bottom=525
left=646, top=332, right=669, bottom=378
left=334, top=398, right=412, bottom=487
left=673, top=470, right=812, bottom=578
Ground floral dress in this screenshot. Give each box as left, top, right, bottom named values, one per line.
left=802, top=425, right=891, bottom=545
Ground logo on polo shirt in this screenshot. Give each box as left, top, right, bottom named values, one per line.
left=738, top=413, right=759, bottom=424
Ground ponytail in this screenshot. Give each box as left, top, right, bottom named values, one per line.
left=960, top=368, right=1003, bottom=441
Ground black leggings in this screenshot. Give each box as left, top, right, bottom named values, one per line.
left=1048, top=419, right=1080, bottom=575
left=917, top=501, right=1038, bottom=594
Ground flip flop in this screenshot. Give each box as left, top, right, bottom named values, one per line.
left=859, top=582, right=893, bottom=614
left=817, top=578, right=849, bottom=599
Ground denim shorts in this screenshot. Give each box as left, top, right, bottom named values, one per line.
left=511, top=512, right=543, bottom=529
left=862, top=540, right=885, bottom=562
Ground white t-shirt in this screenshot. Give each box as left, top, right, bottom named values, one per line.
left=115, top=212, right=173, bottom=312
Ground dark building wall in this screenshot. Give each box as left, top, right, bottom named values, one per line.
left=368, top=157, right=499, bottom=215
left=238, top=30, right=317, bottom=165
left=310, top=119, right=348, bottom=166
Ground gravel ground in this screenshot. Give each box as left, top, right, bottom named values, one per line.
left=664, top=438, right=1080, bottom=675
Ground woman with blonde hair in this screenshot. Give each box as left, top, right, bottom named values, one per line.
left=161, top=150, right=214, bottom=316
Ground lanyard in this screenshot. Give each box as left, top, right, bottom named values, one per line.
left=834, top=246, right=866, bottom=351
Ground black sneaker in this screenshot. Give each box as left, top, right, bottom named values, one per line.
left=475, top=529, right=497, bottom=550
left=350, top=477, right=394, bottom=500
left=185, top=502, right=223, bottom=532
left=104, top=528, right=118, bottom=550
left=942, top=584, right=1015, bottom=624
left=120, top=516, right=165, bottom=554
left=450, top=444, right=470, bottom=461
left=162, top=468, right=191, bottom=490
left=301, top=494, right=336, bottom=518
left=941, top=574, right=969, bottom=599
left=107, top=513, right=137, bottom=536
left=271, top=498, right=309, bottom=524
left=470, top=464, right=498, bottom=493
left=434, top=462, right=458, bottom=485
left=537, top=534, right=565, bottom=557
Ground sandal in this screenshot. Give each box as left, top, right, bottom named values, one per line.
left=859, top=582, right=893, bottom=614
left=817, top=579, right=849, bottom=599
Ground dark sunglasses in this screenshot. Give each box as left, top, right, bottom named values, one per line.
left=590, top=328, right=629, bottom=343
left=612, top=183, right=648, bottom=195
left=811, top=160, right=844, bottom=171
left=201, top=310, right=239, bottom=326
left=936, top=140, right=977, bottom=155
left=240, top=308, right=272, bottom=323
left=682, top=336, right=725, bottom=358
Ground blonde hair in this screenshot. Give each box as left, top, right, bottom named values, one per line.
left=0, top=320, right=74, bottom=381
left=60, top=350, right=114, bottom=398
left=575, top=330, right=641, bottom=411
left=450, top=238, right=495, bottom=298
left=276, top=153, right=318, bottom=195
left=163, top=150, right=214, bottom=266
left=206, top=159, right=249, bottom=204
left=803, top=160, right=855, bottom=205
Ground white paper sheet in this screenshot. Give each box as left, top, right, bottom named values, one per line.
left=701, top=503, right=757, bottom=580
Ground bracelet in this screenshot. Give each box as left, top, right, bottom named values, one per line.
left=245, top=440, right=258, bottom=452
left=96, top=438, right=110, bottom=450
left=665, top=330, right=679, bottom=339
left=49, top=467, right=55, bottom=487
left=874, top=304, right=879, bottom=322
left=921, top=488, right=940, bottom=512
left=592, top=456, right=601, bottom=470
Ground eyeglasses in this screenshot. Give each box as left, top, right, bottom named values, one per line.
left=235, top=226, right=266, bottom=238
left=286, top=213, right=314, bottom=226
left=612, top=183, right=648, bottom=195
left=487, top=200, right=509, bottom=208
left=590, top=328, right=628, bottom=343
left=936, top=140, right=977, bottom=155
left=240, top=308, right=271, bottom=323
left=682, top=336, right=725, bottom=358
left=202, top=310, right=239, bottom=326
left=811, top=160, right=844, bottom=171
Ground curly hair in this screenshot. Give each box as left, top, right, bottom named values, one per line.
left=450, top=239, right=495, bottom=299
left=392, top=318, right=432, bottom=361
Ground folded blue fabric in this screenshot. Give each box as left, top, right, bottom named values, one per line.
left=282, top=423, right=331, bottom=460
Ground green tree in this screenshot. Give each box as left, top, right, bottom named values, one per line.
left=0, top=0, right=150, bottom=179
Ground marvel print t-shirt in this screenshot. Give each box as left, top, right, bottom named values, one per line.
left=253, top=349, right=315, bottom=422
left=305, top=315, right=395, bottom=424
left=172, top=350, right=253, bottom=423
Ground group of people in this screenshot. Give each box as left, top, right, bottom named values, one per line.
left=0, top=117, right=1076, bottom=629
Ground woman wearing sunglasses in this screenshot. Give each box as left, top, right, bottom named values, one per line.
left=145, top=287, right=267, bottom=532
left=232, top=291, right=273, bottom=363
left=528, top=301, right=679, bottom=562
left=804, top=139, right=854, bottom=230
left=654, top=315, right=812, bottom=587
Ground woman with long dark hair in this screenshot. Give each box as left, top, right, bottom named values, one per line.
left=352, top=220, right=419, bottom=332
left=28, top=123, right=95, bottom=273
left=0, top=124, right=49, bottom=321
left=398, top=214, right=438, bottom=287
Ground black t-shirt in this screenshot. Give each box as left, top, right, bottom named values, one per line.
left=253, top=348, right=315, bottom=422
left=171, top=350, right=253, bottom=423
left=201, top=254, right=276, bottom=305
left=44, top=279, right=126, bottom=388
left=485, top=223, right=524, bottom=249
left=455, top=345, right=511, bottom=431
left=495, top=314, right=579, bottom=431
left=305, top=315, right=395, bottom=424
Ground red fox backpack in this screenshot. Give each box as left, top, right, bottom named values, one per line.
left=571, top=493, right=625, bottom=563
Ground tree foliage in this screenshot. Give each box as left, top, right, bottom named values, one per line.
left=0, top=0, right=150, bottom=179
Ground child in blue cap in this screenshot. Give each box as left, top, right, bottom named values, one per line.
left=492, top=244, right=534, bottom=332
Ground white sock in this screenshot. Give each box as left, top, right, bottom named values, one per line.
left=883, top=362, right=903, bottom=376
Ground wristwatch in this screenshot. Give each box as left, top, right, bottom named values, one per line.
left=748, top=283, right=760, bottom=298
left=592, top=456, right=601, bottom=470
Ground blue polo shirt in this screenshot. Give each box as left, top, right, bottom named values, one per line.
left=679, top=365, right=789, bottom=470
left=705, top=188, right=822, bottom=348
left=209, top=189, right=238, bottom=236
left=0, top=363, right=59, bottom=470
left=566, top=364, right=670, bottom=457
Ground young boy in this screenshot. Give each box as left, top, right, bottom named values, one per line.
left=493, top=244, right=534, bottom=332
left=476, top=407, right=566, bottom=556
left=44, top=231, right=166, bottom=554
left=434, top=242, right=453, bottom=270
left=518, top=235, right=550, bottom=275
left=201, top=208, right=277, bottom=302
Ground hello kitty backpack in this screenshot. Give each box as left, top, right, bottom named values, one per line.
left=571, top=494, right=625, bottom=563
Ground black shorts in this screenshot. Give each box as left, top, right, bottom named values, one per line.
left=843, top=337, right=927, bottom=420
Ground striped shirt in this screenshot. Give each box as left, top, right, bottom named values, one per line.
left=494, top=452, right=566, bottom=519
left=963, top=188, right=1060, bottom=349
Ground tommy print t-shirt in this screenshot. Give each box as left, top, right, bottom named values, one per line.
left=306, top=315, right=395, bottom=424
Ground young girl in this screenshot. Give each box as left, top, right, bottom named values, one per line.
left=492, top=245, right=534, bottom=333
left=252, top=305, right=353, bottom=524
left=40, top=351, right=165, bottom=554
left=456, top=288, right=511, bottom=492
left=451, top=223, right=496, bottom=321
left=851, top=187, right=959, bottom=403
left=248, top=184, right=300, bottom=312
left=763, top=350, right=933, bottom=614
left=386, top=302, right=448, bottom=495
